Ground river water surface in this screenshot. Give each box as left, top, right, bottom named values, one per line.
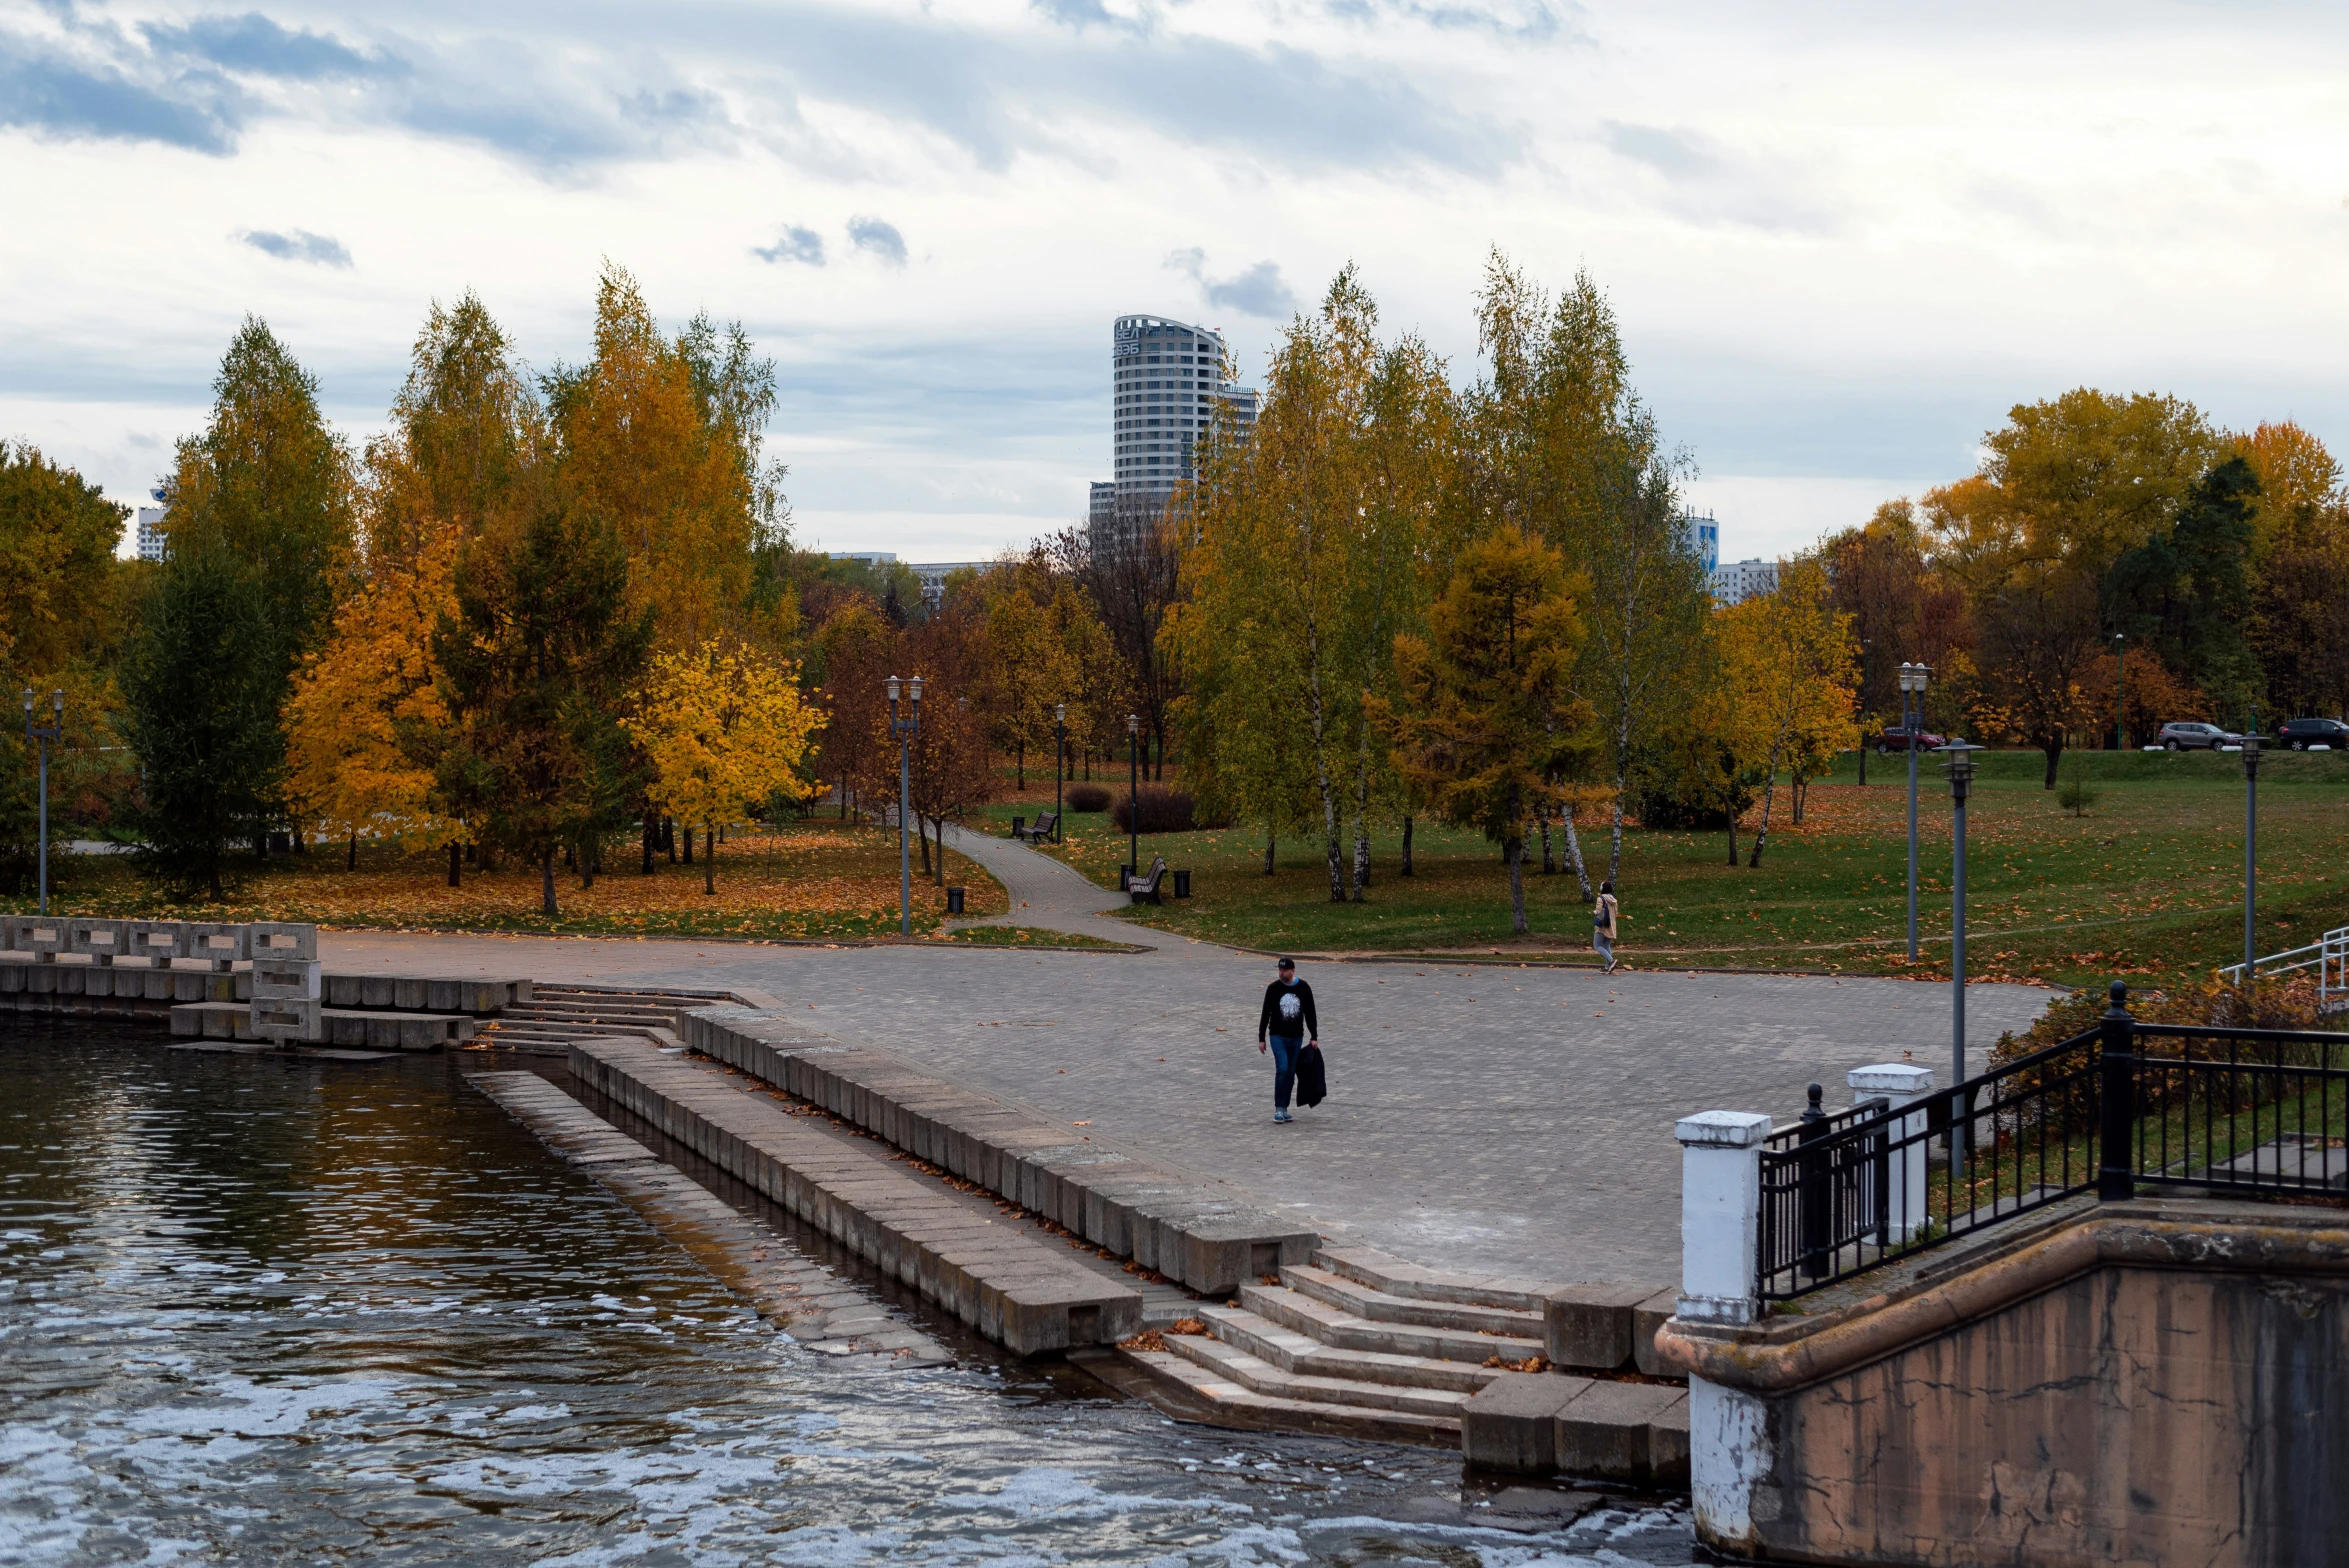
left=0, top=1026, right=1694, bottom=1566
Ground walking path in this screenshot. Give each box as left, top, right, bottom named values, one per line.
left=324, top=833, right=2056, bottom=1285
left=935, top=822, right=1203, bottom=949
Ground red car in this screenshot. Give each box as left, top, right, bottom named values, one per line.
left=1874, top=723, right=1948, bottom=755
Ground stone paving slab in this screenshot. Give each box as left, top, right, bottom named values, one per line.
left=566, top=1035, right=1142, bottom=1355
left=683, top=1005, right=1318, bottom=1294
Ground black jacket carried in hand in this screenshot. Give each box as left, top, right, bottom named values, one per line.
left=1295, top=1042, right=1328, bottom=1107
left=1258, top=979, right=1317, bottom=1041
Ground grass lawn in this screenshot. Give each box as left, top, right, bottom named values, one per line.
left=967, top=750, right=2349, bottom=987
left=20, top=818, right=1009, bottom=941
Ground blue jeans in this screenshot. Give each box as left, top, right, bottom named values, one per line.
left=1268, top=1036, right=1302, bottom=1110
left=1594, top=930, right=1614, bottom=966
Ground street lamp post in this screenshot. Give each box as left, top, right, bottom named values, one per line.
left=22, top=689, right=61, bottom=917
left=1938, top=740, right=1984, bottom=1150
left=2241, top=732, right=2265, bottom=991
left=2113, top=633, right=2127, bottom=752
left=886, top=675, right=922, bottom=937
left=1898, top=663, right=1931, bottom=962
left=1053, top=703, right=1067, bottom=845
left=1125, top=712, right=1141, bottom=887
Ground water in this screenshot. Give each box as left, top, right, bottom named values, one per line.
left=0, top=1025, right=1695, bottom=1566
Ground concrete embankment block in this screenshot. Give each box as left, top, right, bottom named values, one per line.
left=1555, top=1381, right=1689, bottom=1485
left=1462, top=1372, right=1595, bottom=1474
left=1544, top=1281, right=1680, bottom=1373
left=681, top=1006, right=1317, bottom=1295
left=569, top=1034, right=1143, bottom=1356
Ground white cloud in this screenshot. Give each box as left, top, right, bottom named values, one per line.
left=3, top=0, right=2347, bottom=554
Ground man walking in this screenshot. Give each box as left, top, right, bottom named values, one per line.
left=1256, top=957, right=1318, bottom=1124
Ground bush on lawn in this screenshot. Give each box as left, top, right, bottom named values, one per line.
left=1065, top=782, right=1112, bottom=813
left=1111, top=785, right=1197, bottom=834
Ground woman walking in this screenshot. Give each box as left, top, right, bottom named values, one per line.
left=1593, top=880, right=1620, bottom=973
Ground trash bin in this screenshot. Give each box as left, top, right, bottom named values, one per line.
left=1173, top=869, right=1192, bottom=898
left=1010, top=816, right=1025, bottom=840
left=1120, top=863, right=1136, bottom=888
left=945, top=886, right=965, bottom=915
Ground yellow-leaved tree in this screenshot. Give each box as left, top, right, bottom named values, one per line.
left=625, top=639, right=823, bottom=893
left=285, top=527, right=463, bottom=865
left=1716, top=556, right=1858, bottom=868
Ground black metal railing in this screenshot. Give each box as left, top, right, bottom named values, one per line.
left=1756, top=983, right=2349, bottom=1302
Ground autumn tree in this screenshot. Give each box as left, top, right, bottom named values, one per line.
left=982, top=567, right=1077, bottom=787
left=1375, top=528, right=1595, bottom=935
left=1717, top=558, right=1858, bottom=866
left=1822, top=501, right=1973, bottom=740
left=2104, top=456, right=2259, bottom=721
left=2237, top=421, right=2349, bottom=719
left=1465, top=253, right=1708, bottom=891
left=899, top=599, right=999, bottom=880
left=432, top=468, right=653, bottom=918
left=809, top=597, right=896, bottom=818
left=625, top=639, right=821, bottom=893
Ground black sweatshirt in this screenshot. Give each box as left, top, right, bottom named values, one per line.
left=1258, top=978, right=1318, bottom=1041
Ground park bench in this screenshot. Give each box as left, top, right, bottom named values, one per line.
left=1126, top=854, right=1167, bottom=905
left=1014, top=812, right=1059, bottom=845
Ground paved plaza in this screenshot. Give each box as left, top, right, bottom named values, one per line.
left=326, top=828, right=2055, bottom=1284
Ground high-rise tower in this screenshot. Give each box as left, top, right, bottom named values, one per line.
left=1091, top=314, right=1258, bottom=556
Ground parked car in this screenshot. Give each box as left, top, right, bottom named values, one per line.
left=2278, top=717, right=2349, bottom=751
left=1874, top=723, right=1948, bottom=755
left=2157, top=722, right=2241, bottom=751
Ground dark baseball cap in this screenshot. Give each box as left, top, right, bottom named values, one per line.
left=1276, top=957, right=1295, bottom=970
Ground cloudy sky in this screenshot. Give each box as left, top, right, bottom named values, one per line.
left=3, top=0, right=2344, bottom=563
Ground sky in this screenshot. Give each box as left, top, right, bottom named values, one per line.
left=3, top=0, right=2345, bottom=565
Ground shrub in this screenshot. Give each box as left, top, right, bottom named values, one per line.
left=1111, top=785, right=1198, bottom=834
left=1064, top=782, right=1112, bottom=813
left=2057, top=754, right=2101, bottom=817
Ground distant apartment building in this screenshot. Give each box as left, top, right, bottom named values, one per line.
left=907, top=560, right=990, bottom=612
left=134, top=489, right=169, bottom=561
left=1677, top=509, right=1720, bottom=576
left=1711, top=557, right=1780, bottom=605
left=1090, top=314, right=1259, bottom=557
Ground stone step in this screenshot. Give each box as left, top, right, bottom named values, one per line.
left=1239, top=1283, right=1543, bottom=1364
left=1116, top=1347, right=1463, bottom=1447
left=1312, top=1244, right=1562, bottom=1312
left=512, top=1000, right=682, bottom=1019
left=1281, top=1263, right=1545, bottom=1336
left=1160, top=1328, right=1473, bottom=1417
left=1198, top=1306, right=1506, bottom=1393
left=485, top=1018, right=666, bottom=1038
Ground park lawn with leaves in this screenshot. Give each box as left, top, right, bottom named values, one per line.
left=1014, top=749, right=2349, bottom=987
left=15, top=819, right=1008, bottom=941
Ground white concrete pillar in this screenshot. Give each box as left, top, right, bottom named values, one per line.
left=1848, top=1063, right=1935, bottom=1243
left=1675, top=1109, right=1774, bottom=1328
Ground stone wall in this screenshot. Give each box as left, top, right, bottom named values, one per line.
left=1656, top=1198, right=2349, bottom=1567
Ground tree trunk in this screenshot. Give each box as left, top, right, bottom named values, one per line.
left=930, top=816, right=948, bottom=885
left=540, top=852, right=557, bottom=918
left=1607, top=724, right=1632, bottom=886
left=642, top=811, right=657, bottom=873
left=1017, top=741, right=1025, bottom=790
left=563, top=843, right=575, bottom=871
left=1506, top=834, right=1528, bottom=935
left=1791, top=773, right=1806, bottom=826
left=447, top=840, right=462, bottom=888
left=1750, top=735, right=1790, bottom=868
left=1727, top=805, right=1741, bottom=866
left=346, top=829, right=357, bottom=871
left=704, top=830, right=715, bottom=895
left=1538, top=801, right=1555, bottom=874
left=2042, top=736, right=2062, bottom=789
left=917, top=814, right=933, bottom=876
left=582, top=834, right=597, bottom=889
left=665, top=818, right=677, bottom=862
left=479, top=840, right=495, bottom=873
left=1263, top=826, right=1276, bottom=876
left=1400, top=815, right=1413, bottom=877
left=1562, top=803, right=1593, bottom=902
left=1349, top=715, right=1373, bottom=901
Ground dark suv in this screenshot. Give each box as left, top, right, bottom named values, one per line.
left=1874, top=723, right=1948, bottom=755
left=2157, top=722, right=2240, bottom=751
left=2278, top=717, right=2349, bottom=751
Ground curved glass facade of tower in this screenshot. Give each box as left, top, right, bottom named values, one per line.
left=1109, top=313, right=1257, bottom=504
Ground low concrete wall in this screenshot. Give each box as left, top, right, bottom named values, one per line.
left=1656, top=1197, right=2349, bottom=1567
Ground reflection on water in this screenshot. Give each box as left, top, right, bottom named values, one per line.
left=0, top=1025, right=1694, bottom=1565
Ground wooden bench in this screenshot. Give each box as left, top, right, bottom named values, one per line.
left=1126, top=854, right=1167, bottom=905
left=1014, top=811, right=1059, bottom=845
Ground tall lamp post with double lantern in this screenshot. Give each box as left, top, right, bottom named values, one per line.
left=886, top=675, right=922, bottom=937
left=22, top=689, right=61, bottom=917
left=1898, top=662, right=1931, bottom=962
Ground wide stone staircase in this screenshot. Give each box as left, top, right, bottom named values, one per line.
left=1120, top=1246, right=1552, bottom=1445
left=471, top=984, right=740, bottom=1053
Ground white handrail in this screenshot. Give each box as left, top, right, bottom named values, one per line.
left=2218, top=924, right=2349, bottom=1012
